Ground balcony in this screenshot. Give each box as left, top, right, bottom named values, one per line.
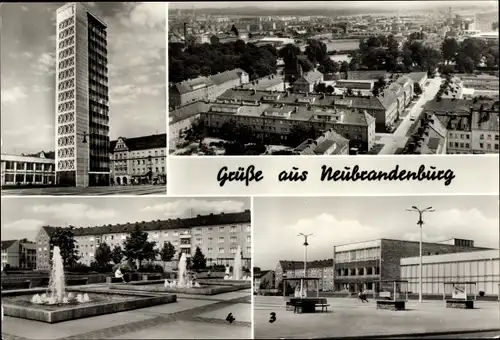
left=179, top=244, right=191, bottom=249
left=179, top=232, right=191, bottom=239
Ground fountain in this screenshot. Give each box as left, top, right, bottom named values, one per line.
left=2, top=246, right=176, bottom=323
left=222, top=245, right=251, bottom=282
left=109, top=252, right=248, bottom=295
left=29, top=247, right=91, bottom=306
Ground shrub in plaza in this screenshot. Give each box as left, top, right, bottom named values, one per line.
left=191, top=246, right=207, bottom=272
left=50, top=226, right=80, bottom=267
left=137, top=263, right=164, bottom=273
left=111, top=245, right=124, bottom=265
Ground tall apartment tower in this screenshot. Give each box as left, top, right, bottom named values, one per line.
left=55, top=3, right=110, bottom=188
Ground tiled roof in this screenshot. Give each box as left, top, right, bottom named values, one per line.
left=294, top=70, right=323, bottom=85
left=110, top=134, right=166, bottom=152
left=172, top=76, right=215, bottom=95
left=217, top=89, right=387, bottom=111
left=42, top=210, right=251, bottom=237
left=423, top=98, right=472, bottom=115
left=377, top=89, right=398, bottom=109
left=1, top=240, right=18, bottom=250
left=169, top=101, right=212, bottom=124
left=210, top=69, right=246, bottom=86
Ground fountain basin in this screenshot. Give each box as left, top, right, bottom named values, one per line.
left=197, top=279, right=251, bottom=289
left=109, top=280, right=247, bottom=295
left=2, top=287, right=176, bottom=323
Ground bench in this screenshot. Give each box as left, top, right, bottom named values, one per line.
left=290, top=298, right=330, bottom=313
left=106, top=277, right=124, bottom=284
left=446, top=299, right=474, bottom=309
left=141, top=274, right=162, bottom=281
left=376, top=300, right=405, bottom=311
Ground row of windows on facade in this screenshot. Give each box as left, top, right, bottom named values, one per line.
left=89, top=114, right=110, bottom=127
left=90, top=103, right=110, bottom=116
left=76, top=246, right=252, bottom=259
left=88, top=44, right=107, bottom=60
left=89, top=61, right=108, bottom=75
left=402, top=260, right=500, bottom=278
left=478, top=142, right=499, bottom=150
left=89, top=38, right=107, bottom=52
left=114, top=149, right=166, bottom=159
left=62, top=226, right=252, bottom=244
left=3, top=174, right=54, bottom=184
left=58, top=124, right=75, bottom=136
left=59, top=57, right=75, bottom=71
left=58, top=135, right=75, bottom=147
left=58, top=147, right=75, bottom=159
left=76, top=234, right=251, bottom=248
left=89, top=31, right=107, bottom=46
left=114, top=167, right=165, bottom=174
left=58, top=78, right=75, bottom=92
left=89, top=80, right=108, bottom=94
left=88, top=48, right=107, bottom=63
left=59, top=36, right=74, bottom=50
left=3, top=162, right=53, bottom=172
left=57, top=159, right=75, bottom=170
left=58, top=89, right=75, bottom=103
left=113, top=158, right=165, bottom=166
left=59, top=46, right=74, bottom=60
left=59, top=26, right=75, bottom=41
left=89, top=90, right=109, bottom=104
left=58, top=17, right=74, bottom=31
left=58, top=67, right=74, bottom=81
left=336, top=266, right=381, bottom=277
left=334, top=248, right=380, bottom=263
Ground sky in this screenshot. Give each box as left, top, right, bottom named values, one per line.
left=254, top=196, right=499, bottom=269
left=1, top=2, right=166, bottom=155
left=169, top=1, right=496, bottom=10
left=0, top=197, right=250, bottom=241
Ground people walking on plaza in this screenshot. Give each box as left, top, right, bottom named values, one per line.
left=358, top=290, right=369, bottom=303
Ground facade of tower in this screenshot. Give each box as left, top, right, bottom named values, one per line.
left=55, top=3, right=110, bottom=187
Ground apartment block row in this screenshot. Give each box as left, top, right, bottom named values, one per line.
left=35, top=210, right=251, bottom=270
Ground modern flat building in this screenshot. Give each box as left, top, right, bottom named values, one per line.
left=169, top=101, right=212, bottom=149
left=401, top=249, right=499, bottom=296
left=110, top=134, right=167, bottom=185
left=55, top=3, right=110, bottom=187
left=1, top=152, right=55, bottom=186
left=275, top=238, right=490, bottom=293
left=35, top=211, right=252, bottom=270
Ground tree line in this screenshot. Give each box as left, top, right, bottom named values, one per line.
left=169, top=40, right=278, bottom=83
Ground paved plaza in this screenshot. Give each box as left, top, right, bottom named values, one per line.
left=254, top=296, right=500, bottom=339
left=1, top=185, right=166, bottom=196
left=2, top=285, right=251, bottom=339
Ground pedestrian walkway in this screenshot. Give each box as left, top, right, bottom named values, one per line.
left=3, top=292, right=251, bottom=340
left=254, top=296, right=500, bottom=339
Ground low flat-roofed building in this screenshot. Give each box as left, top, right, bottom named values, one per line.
left=1, top=151, right=55, bottom=187
left=335, top=79, right=374, bottom=90
left=401, top=249, right=499, bottom=296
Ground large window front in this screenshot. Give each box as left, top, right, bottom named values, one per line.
left=402, top=258, right=500, bottom=295
left=335, top=247, right=380, bottom=263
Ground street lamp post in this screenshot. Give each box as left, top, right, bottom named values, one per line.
left=298, top=233, right=313, bottom=298
left=406, top=206, right=435, bottom=303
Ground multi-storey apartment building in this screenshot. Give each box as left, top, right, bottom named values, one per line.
left=169, top=69, right=249, bottom=107
left=35, top=211, right=252, bottom=270
left=110, top=134, right=167, bottom=185
left=1, top=240, right=37, bottom=270
left=55, top=3, right=110, bottom=187
left=1, top=152, right=55, bottom=187
left=471, top=109, right=499, bottom=154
